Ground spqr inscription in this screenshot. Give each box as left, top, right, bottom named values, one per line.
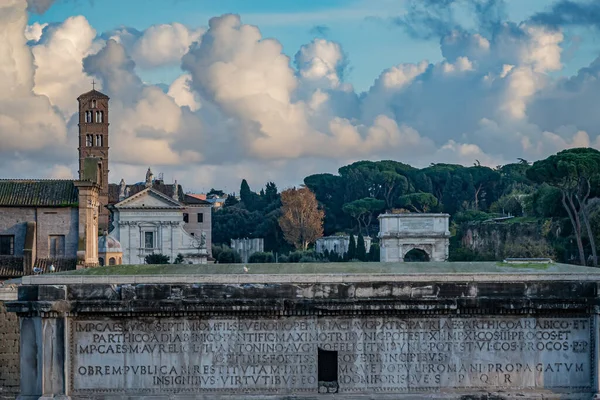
left=70, top=317, right=592, bottom=394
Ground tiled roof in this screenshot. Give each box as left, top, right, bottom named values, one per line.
left=184, top=194, right=211, bottom=205
left=188, top=193, right=206, bottom=200
left=108, top=181, right=181, bottom=204
left=77, top=89, right=109, bottom=100
left=0, top=180, right=78, bottom=207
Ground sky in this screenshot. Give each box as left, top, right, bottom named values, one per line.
left=3, top=0, right=600, bottom=194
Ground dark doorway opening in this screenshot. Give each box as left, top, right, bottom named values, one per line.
left=404, top=248, right=430, bottom=262
left=318, top=348, right=338, bottom=393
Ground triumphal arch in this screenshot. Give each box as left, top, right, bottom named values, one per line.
left=378, top=213, right=450, bottom=262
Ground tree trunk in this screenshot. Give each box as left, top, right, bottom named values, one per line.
left=581, top=209, right=597, bottom=267
left=576, top=179, right=597, bottom=267
left=562, top=191, right=586, bottom=266
left=384, top=185, right=394, bottom=209
left=474, top=185, right=482, bottom=211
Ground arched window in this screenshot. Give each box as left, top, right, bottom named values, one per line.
left=99, top=111, right=103, bottom=123
left=92, top=100, right=96, bottom=108
left=99, top=257, right=104, bottom=266
left=109, top=257, right=116, bottom=265
left=85, top=111, right=92, bottom=123
left=86, top=134, right=93, bottom=147
left=95, top=135, right=103, bottom=147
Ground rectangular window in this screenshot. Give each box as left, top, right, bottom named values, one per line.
left=144, top=232, right=154, bottom=249
left=197, top=213, right=203, bottom=223
left=183, top=213, right=189, bottom=223
left=86, top=134, right=93, bottom=147
left=0, top=235, right=14, bottom=256
left=49, top=235, right=65, bottom=257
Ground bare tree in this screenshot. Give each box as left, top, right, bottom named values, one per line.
left=278, top=187, right=324, bottom=250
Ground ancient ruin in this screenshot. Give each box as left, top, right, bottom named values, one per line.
left=6, top=261, right=600, bottom=399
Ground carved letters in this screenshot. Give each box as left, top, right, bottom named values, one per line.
left=70, top=316, right=593, bottom=394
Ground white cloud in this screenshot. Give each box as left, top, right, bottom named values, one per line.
left=31, top=16, right=102, bottom=116
left=3, top=6, right=600, bottom=190
left=104, top=23, right=203, bottom=69
left=0, top=0, right=66, bottom=154
left=167, top=73, right=201, bottom=111
left=24, top=21, right=46, bottom=42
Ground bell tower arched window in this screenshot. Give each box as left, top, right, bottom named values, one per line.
left=95, top=135, right=103, bottom=147
left=92, top=99, right=96, bottom=108
left=86, top=134, right=93, bottom=147
left=85, top=111, right=92, bottom=123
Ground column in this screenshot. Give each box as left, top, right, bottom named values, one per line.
left=18, top=316, right=68, bottom=400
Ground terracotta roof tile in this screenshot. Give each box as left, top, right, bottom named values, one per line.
left=77, top=89, right=109, bottom=100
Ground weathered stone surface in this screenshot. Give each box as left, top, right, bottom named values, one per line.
left=0, top=301, right=20, bottom=399
left=69, top=316, right=593, bottom=396
left=7, top=263, right=600, bottom=399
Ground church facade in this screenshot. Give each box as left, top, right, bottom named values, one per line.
left=108, top=182, right=207, bottom=265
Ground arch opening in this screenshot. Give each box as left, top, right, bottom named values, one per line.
left=403, top=248, right=430, bottom=262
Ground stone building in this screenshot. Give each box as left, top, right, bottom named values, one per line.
left=108, top=186, right=207, bottom=265
left=378, top=213, right=450, bottom=262
left=231, top=238, right=264, bottom=263
left=182, top=194, right=212, bottom=252
left=0, top=160, right=101, bottom=273
left=315, top=235, right=372, bottom=257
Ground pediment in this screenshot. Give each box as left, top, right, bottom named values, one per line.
left=115, top=188, right=182, bottom=209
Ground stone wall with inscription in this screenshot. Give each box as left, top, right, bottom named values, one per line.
left=7, top=269, right=600, bottom=399
left=69, top=316, right=593, bottom=396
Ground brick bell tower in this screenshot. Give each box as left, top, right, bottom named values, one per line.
left=77, top=82, right=110, bottom=230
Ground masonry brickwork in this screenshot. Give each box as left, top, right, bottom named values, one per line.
left=0, top=207, right=78, bottom=258
left=0, top=302, right=19, bottom=399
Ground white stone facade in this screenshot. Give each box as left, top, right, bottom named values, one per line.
left=378, top=213, right=450, bottom=262
left=109, top=188, right=207, bottom=265
left=315, top=235, right=372, bottom=256
left=231, top=238, right=264, bottom=263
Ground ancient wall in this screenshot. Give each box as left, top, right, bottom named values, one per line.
left=0, top=302, right=19, bottom=399
left=70, top=315, right=592, bottom=396
left=8, top=269, right=600, bottom=399
left=460, top=221, right=552, bottom=259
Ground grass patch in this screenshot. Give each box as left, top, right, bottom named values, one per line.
left=53, top=260, right=587, bottom=276
left=496, top=262, right=551, bottom=270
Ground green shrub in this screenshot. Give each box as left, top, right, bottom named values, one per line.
left=217, top=248, right=241, bottom=263
left=145, top=253, right=170, bottom=264
left=248, top=252, right=275, bottom=263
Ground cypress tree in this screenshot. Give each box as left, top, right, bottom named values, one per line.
left=347, top=235, right=357, bottom=261
left=368, top=243, right=380, bottom=262
left=356, top=234, right=367, bottom=261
